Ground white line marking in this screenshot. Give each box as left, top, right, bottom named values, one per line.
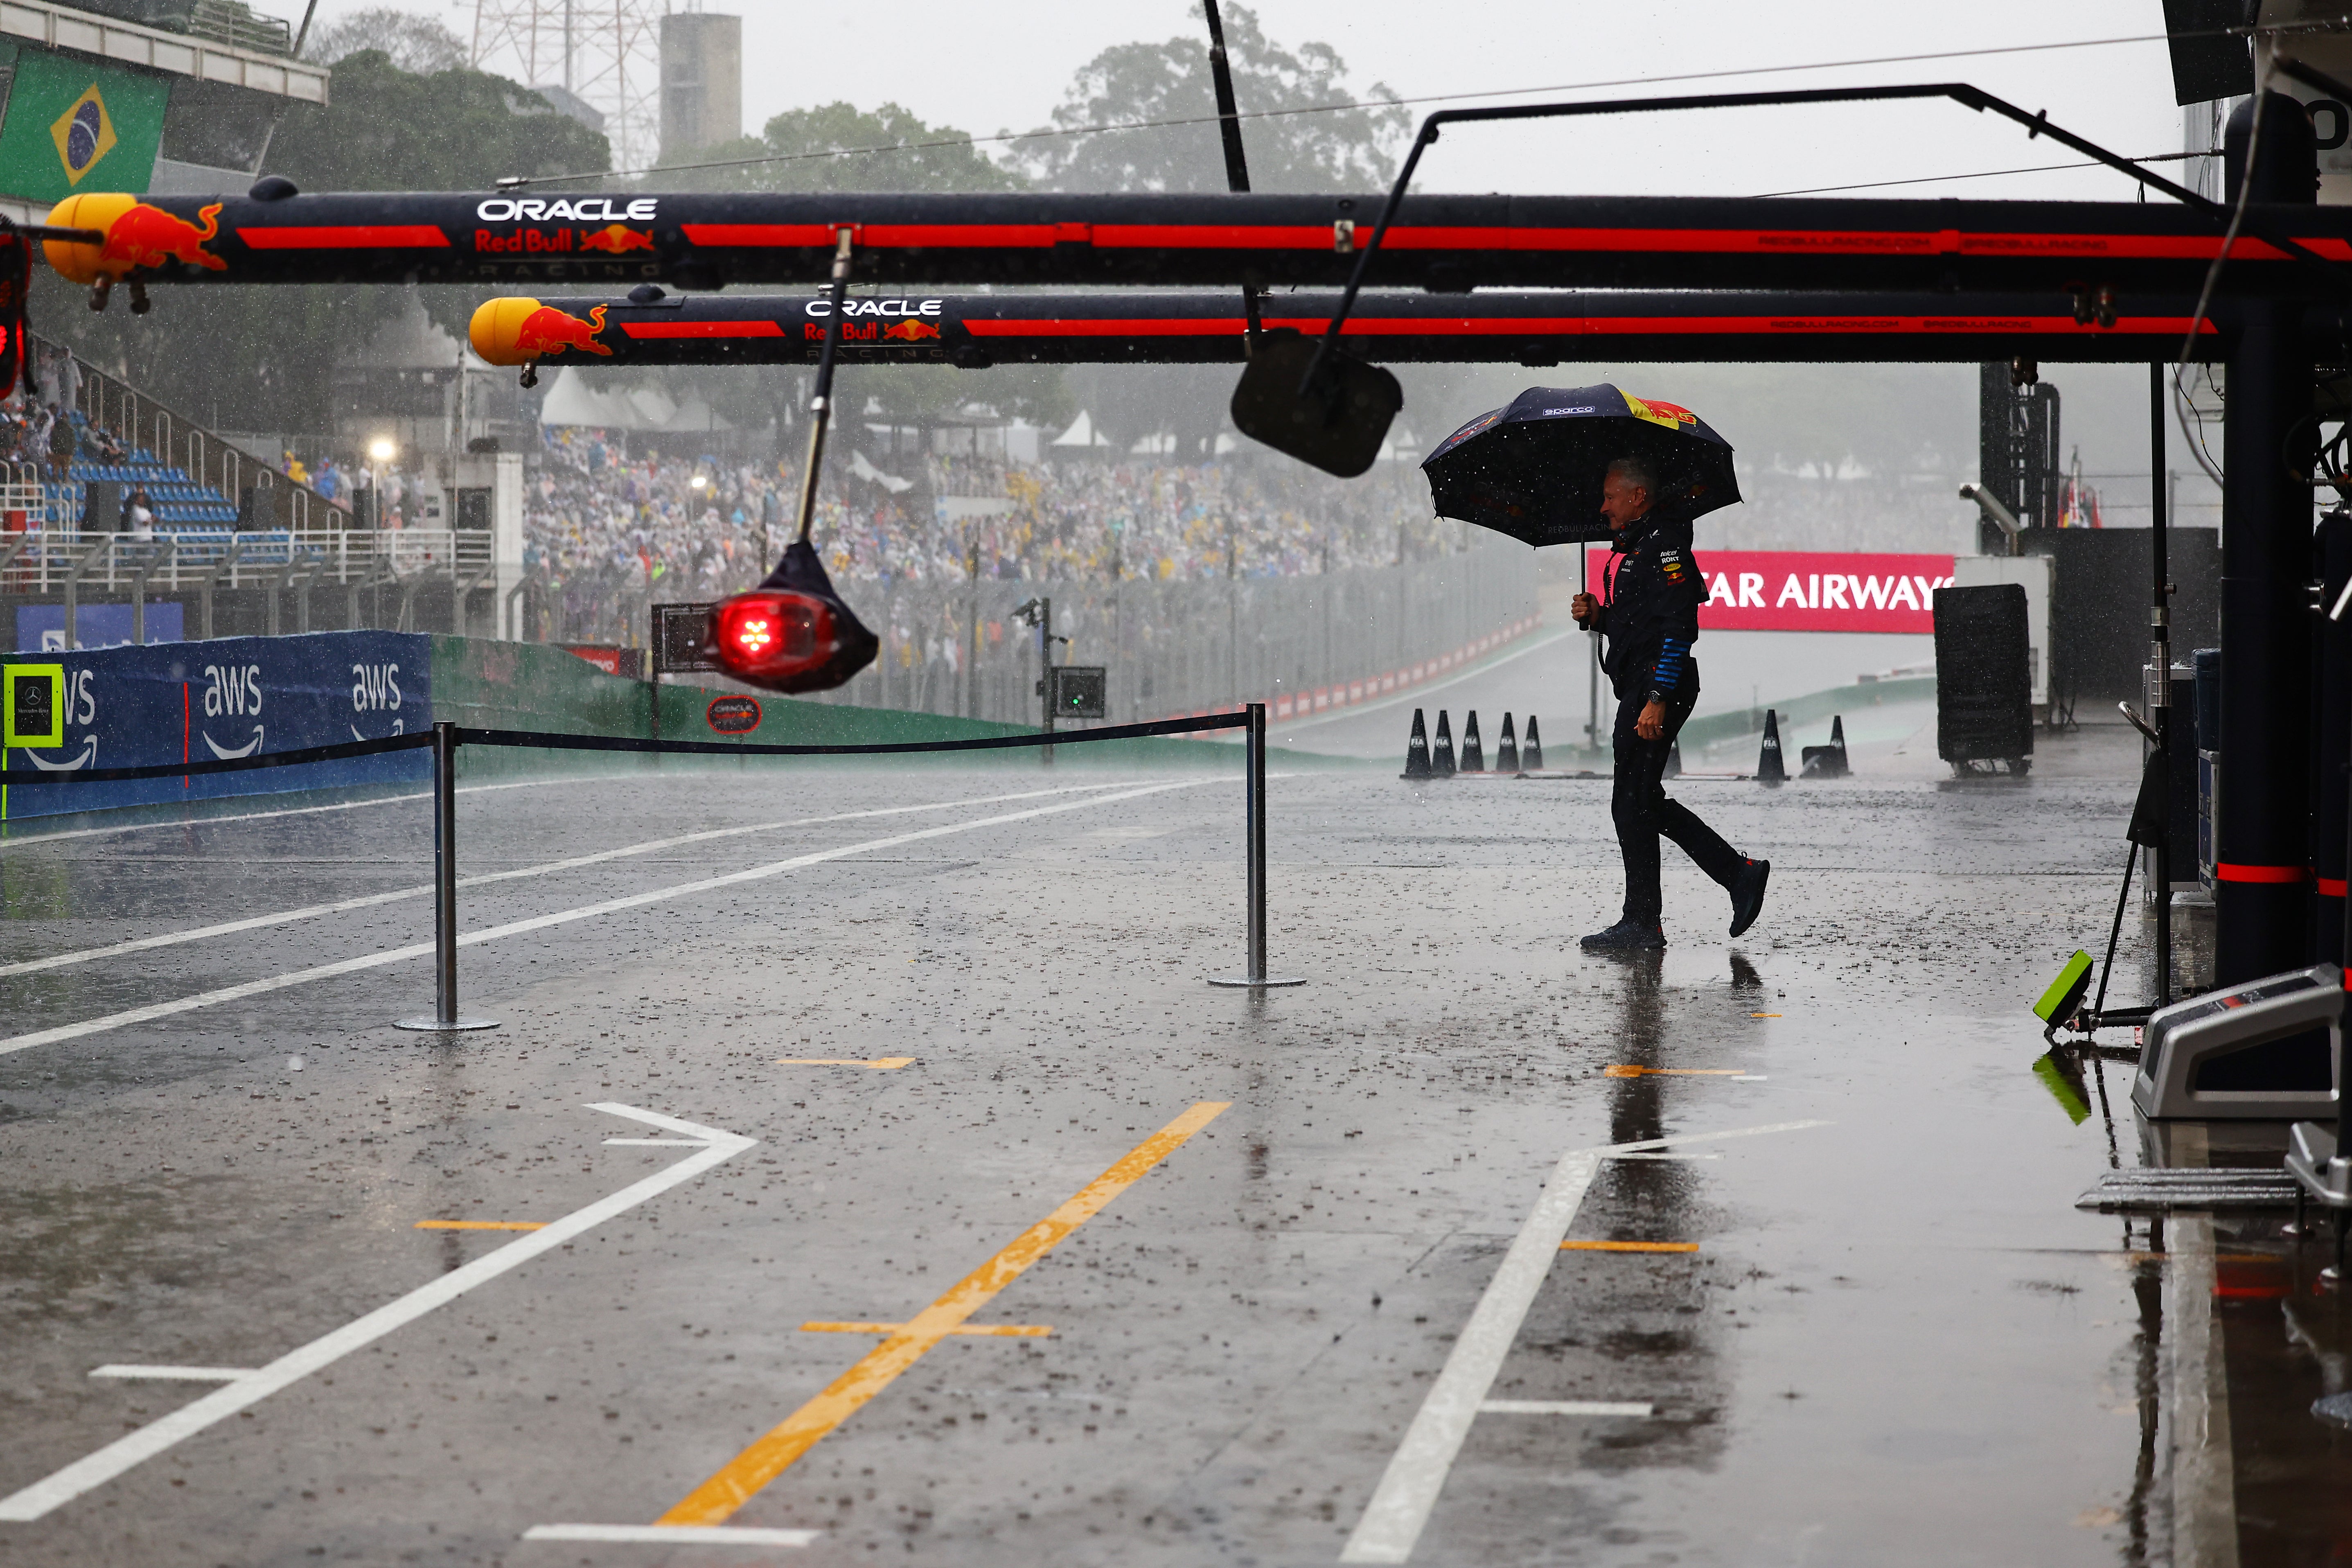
left=1476, top=1400, right=1653, bottom=1417
left=87, top=1366, right=253, bottom=1382
left=0, top=779, right=1211, bottom=1058
left=0, top=780, right=1151, bottom=979
left=523, top=1524, right=819, bottom=1547
left=0, top=773, right=606, bottom=853
left=0, top=1104, right=752, bottom=1523
left=1338, top=1119, right=1829, bottom=1564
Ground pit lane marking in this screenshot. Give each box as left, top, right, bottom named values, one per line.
left=651, top=1101, right=1229, bottom=1528
left=0, top=778, right=1214, bottom=1057
left=1338, top=1117, right=1830, bottom=1565
left=1558, top=1241, right=1698, bottom=1254
left=776, top=1057, right=915, bottom=1069
left=0, top=1104, right=752, bottom=1524
left=0, top=780, right=1151, bottom=980
left=0, top=773, right=604, bottom=853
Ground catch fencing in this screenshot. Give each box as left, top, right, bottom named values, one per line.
left=749, top=535, right=1539, bottom=725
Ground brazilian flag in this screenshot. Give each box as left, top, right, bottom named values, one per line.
left=0, top=49, right=167, bottom=203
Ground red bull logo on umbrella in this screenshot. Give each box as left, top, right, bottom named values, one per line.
left=881, top=318, right=941, bottom=341
left=1623, top=393, right=1698, bottom=430
left=513, top=303, right=612, bottom=358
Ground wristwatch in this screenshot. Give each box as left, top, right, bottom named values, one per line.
left=1644, top=688, right=1667, bottom=707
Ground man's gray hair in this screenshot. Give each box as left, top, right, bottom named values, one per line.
left=1606, top=455, right=1657, bottom=493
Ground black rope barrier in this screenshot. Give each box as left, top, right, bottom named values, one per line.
left=457, top=711, right=1246, bottom=758
left=7, top=710, right=1247, bottom=785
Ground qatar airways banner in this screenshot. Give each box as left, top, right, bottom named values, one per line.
left=1585, top=548, right=1955, bottom=634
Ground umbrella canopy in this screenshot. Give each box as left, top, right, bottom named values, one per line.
left=1421, top=383, right=1741, bottom=548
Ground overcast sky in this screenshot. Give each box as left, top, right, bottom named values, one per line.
left=266, top=0, right=2187, bottom=199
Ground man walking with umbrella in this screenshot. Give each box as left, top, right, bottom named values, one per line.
left=1571, top=455, right=1770, bottom=950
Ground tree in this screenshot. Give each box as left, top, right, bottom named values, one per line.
left=1017, top=2, right=1406, bottom=194
left=300, top=8, right=469, bottom=74
left=662, top=101, right=1023, bottom=194
left=32, top=52, right=609, bottom=434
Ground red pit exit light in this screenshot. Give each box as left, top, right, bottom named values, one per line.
left=704, top=540, right=879, bottom=693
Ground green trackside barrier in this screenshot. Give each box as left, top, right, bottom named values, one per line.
left=427, top=636, right=1342, bottom=778
left=1674, top=674, right=1938, bottom=754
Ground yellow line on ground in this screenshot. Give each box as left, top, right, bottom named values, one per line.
left=798, top=1321, right=1053, bottom=1337
left=1560, top=1240, right=1700, bottom=1253
left=774, top=1058, right=916, bottom=1069
left=1749, top=1013, right=1784, bottom=1018
left=656, top=1100, right=1230, bottom=1527
left=413, top=1220, right=546, bottom=1231
left=1603, top=1066, right=1750, bottom=1078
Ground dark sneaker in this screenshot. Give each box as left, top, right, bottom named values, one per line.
left=1728, top=858, right=1771, bottom=938
left=1581, top=919, right=1666, bottom=952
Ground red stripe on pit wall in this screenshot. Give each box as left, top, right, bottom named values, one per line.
left=240, top=226, right=449, bottom=248
left=671, top=222, right=2313, bottom=262
left=2216, top=863, right=2308, bottom=884
left=965, top=315, right=2217, bottom=340
left=2317, top=876, right=2347, bottom=896
left=622, top=321, right=786, bottom=339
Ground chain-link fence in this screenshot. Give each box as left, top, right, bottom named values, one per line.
left=800, top=534, right=1540, bottom=724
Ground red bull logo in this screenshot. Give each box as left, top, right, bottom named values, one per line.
left=513, top=303, right=612, bottom=359
left=579, top=224, right=655, bottom=254
left=95, top=201, right=227, bottom=276
left=881, top=318, right=941, bottom=342
left=1624, top=393, right=1697, bottom=429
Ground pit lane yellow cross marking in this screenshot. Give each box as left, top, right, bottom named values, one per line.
left=775, top=1057, right=916, bottom=1069
left=800, top=1321, right=1052, bottom=1337
left=1559, top=1240, right=1699, bottom=1254
left=656, top=1100, right=1230, bottom=1526
left=1604, top=1065, right=1751, bottom=1078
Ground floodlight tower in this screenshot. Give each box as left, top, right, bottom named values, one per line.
left=470, top=0, right=662, bottom=171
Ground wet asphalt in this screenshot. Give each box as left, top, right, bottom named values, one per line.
left=0, top=730, right=2336, bottom=1566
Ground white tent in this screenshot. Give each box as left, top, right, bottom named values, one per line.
left=538, top=368, right=732, bottom=433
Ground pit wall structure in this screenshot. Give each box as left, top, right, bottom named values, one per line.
left=0, top=631, right=1330, bottom=822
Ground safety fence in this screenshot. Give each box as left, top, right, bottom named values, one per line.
left=1, top=527, right=499, bottom=643
left=16, top=708, right=1298, bottom=1026
left=782, top=534, right=1541, bottom=726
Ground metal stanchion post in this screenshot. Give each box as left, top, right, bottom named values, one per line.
left=1211, top=702, right=1305, bottom=988
left=396, top=720, right=499, bottom=1033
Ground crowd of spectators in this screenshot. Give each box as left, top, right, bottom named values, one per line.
left=520, top=424, right=1454, bottom=618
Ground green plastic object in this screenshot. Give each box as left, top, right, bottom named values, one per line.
left=2034, top=950, right=2095, bottom=1026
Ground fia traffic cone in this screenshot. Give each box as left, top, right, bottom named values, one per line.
left=1433, top=710, right=1457, bottom=776
left=1757, top=708, right=1786, bottom=786
left=1800, top=713, right=1851, bottom=780
left=1402, top=708, right=1433, bottom=779
left=1523, top=715, right=1543, bottom=771
left=1461, top=710, right=1485, bottom=772
left=1663, top=738, right=1682, bottom=779
left=1497, top=712, right=1520, bottom=774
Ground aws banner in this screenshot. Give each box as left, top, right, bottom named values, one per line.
left=0, top=630, right=429, bottom=821
left=1585, top=548, right=1955, bottom=634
